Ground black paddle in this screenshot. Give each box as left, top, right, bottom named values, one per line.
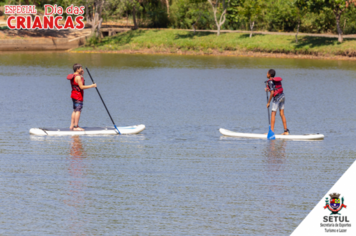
left=86, top=67, right=121, bottom=134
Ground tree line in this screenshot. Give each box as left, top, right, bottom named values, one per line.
left=1, top=0, right=356, bottom=42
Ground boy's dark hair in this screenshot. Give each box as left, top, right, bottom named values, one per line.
left=73, top=63, right=82, bottom=72
left=268, top=69, right=276, bottom=77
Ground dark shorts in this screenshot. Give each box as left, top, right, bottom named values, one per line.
left=72, top=99, right=83, bottom=112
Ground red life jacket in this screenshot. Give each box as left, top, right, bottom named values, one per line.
left=67, top=73, right=85, bottom=101
left=267, top=77, right=283, bottom=97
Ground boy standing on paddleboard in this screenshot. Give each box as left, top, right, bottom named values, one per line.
left=265, top=69, right=289, bottom=135
left=67, top=64, right=97, bottom=131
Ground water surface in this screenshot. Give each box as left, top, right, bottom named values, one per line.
left=0, top=52, right=355, bottom=235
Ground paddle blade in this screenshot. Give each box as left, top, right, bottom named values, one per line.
left=267, top=126, right=275, bottom=140
left=114, top=125, right=121, bottom=135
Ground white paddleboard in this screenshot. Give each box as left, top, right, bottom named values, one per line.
left=219, top=128, right=324, bottom=140
left=30, top=124, right=145, bottom=136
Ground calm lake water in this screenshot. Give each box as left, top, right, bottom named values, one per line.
left=0, top=52, right=355, bottom=235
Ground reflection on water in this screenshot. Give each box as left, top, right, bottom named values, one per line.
left=264, top=140, right=287, bottom=169
left=66, top=136, right=87, bottom=235
left=263, top=140, right=287, bottom=230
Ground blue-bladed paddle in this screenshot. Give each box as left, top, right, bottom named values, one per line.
left=86, top=67, right=121, bottom=135
left=266, top=89, right=275, bottom=140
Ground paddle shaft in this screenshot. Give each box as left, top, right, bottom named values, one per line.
left=85, top=67, right=121, bottom=134
left=266, top=90, right=271, bottom=125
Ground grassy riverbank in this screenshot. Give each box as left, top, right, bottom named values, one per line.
left=75, top=29, right=356, bottom=58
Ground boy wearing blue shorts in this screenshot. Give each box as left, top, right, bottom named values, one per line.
left=67, top=64, right=96, bottom=131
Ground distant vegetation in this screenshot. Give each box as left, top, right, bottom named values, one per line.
left=2, top=0, right=356, bottom=42
left=76, top=29, right=356, bottom=57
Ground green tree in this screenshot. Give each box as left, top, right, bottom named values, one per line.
left=108, top=0, right=141, bottom=29
left=170, top=0, right=213, bottom=30
left=165, top=0, right=169, bottom=17
left=190, top=4, right=212, bottom=33
left=170, top=0, right=192, bottom=28
left=238, top=0, right=264, bottom=37
left=303, top=0, right=356, bottom=42
left=226, top=0, right=240, bottom=23
left=341, top=5, right=356, bottom=34
left=264, top=0, right=298, bottom=32
left=144, top=0, right=169, bottom=28
left=226, top=0, right=244, bottom=30
left=294, top=0, right=309, bottom=42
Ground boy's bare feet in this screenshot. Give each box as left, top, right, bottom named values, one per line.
left=73, top=126, right=85, bottom=131
left=281, top=129, right=290, bottom=135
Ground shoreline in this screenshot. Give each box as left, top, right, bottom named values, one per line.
left=71, top=48, right=356, bottom=61
left=2, top=28, right=356, bottom=60
left=72, top=29, right=356, bottom=61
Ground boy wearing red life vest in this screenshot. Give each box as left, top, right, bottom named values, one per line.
left=67, top=64, right=96, bottom=131
left=265, top=69, right=289, bottom=135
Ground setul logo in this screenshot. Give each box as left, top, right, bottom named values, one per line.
left=321, top=192, right=351, bottom=233
left=324, top=192, right=347, bottom=215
